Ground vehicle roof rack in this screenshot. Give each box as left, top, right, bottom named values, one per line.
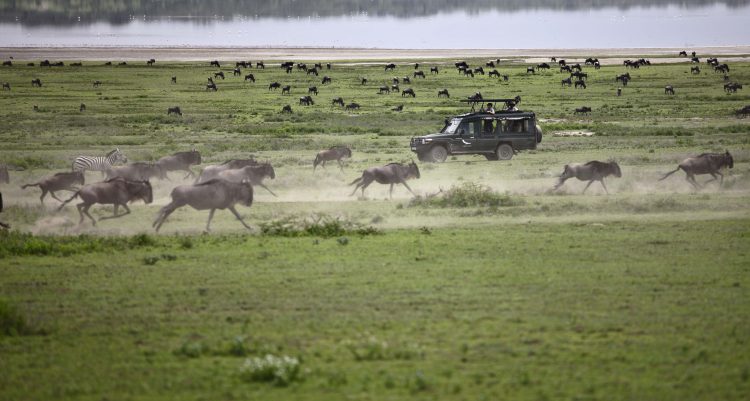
left=461, top=98, right=521, bottom=112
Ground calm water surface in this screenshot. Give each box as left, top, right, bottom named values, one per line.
left=1, top=3, right=749, bottom=48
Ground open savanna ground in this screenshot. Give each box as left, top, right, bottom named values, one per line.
left=1, top=52, right=749, bottom=400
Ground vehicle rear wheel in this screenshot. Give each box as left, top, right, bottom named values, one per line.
left=429, top=145, right=448, bottom=163
left=496, top=144, right=513, bottom=160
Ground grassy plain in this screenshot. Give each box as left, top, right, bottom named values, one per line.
left=1, top=53, right=749, bottom=400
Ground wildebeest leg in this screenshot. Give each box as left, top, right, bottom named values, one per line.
left=40, top=189, right=49, bottom=204
left=389, top=183, right=394, bottom=199
left=205, top=209, right=216, bottom=232
left=153, top=202, right=179, bottom=232
left=553, top=177, right=568, bottom=190
left=258, top=183, right=277, bottom=197
left=582, top=180, right=595, bottom=194
left=228, top=205, right=252, bottom=230
left=337, top=159, right=345, bottom=172
left=400, top=180, right=417, bottom=196
left=599, top=179, right=609, bottom=194
left=49, top=190, right=66, bottom=203
left=78, top=203, right=97, bottom=226
left=101, top=203, right=131, bottom=220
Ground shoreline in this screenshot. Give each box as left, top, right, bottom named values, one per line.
left=2, top=46, right=750, bottom=62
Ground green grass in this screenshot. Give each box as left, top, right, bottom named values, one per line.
left=1, top=55, right=750, bottom=400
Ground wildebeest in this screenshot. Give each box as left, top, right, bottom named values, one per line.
left=299, top=95, right=314, bottom=106
left=244, top=74, right=255, bottom=82
left=216, top=164, right=276, bottom=196
left=735, top=105, right=750, bottom=118
left=196, top=159, right=258, bottom=184
left=537, top=62, right=550, bottom=70
left=615, top=73, right=631, bottom=85
left=206, top=83, right=218, bottom=91
left=152, top=179, right=253, bottom=232
left=80, top=103, right=86, bottom=112
left=58, top=178, right=153, bottom=225
left=349, top=161, right=420, bottom=198
left=269, top=82, right=281, bottom=90
left=463, top=69, right=474, bottom=78
left=314, top=146, right=352, bottom=172
left=571, top=71, right=587, bottom=80
left=560, top=65, right=572, bottom=73
left=430, top=66, right=439, bottom=74
left=659, top=151, right=734, bottom=189
left=345, top=102, right=360, bottom=111
left=473, top=67, right=484, bottom=75
left=691, top=66, right=701, bottom=74
left=488, top=69, right=500, bottom=78
left=2, top=83, right=10, bottom=90
left=332, top=97, right=344, bottom=107
left=414, top=63, right=419, bottom=69
left=361, top=78, right=368, bottom=85
left=322, top=76, right=332, bottom=85
left=106, top=162, right=167, bottom=181
left=414, top=71, right=425, bottom=78
left=157, top=149, right=202, bottom=179
left=256, top=61, right=265, bottom=69
left=281, top=105, right=293, bottom=114
left=171, top=76, right=177, bottom=84
left=384, top=63, right=396, bottom=71
left=308, top=86, right=318, bottom=95
left=724, top=83, right=743, bottom=93
left=561, top=78, right=572, bottom=87
left=210, top=60, right=221, bottom=67
left=574, top=106, right=592, bottom=115
left=307, top=67, right=319, bottom=76
left=391, top=104, right=404, bottom=112
left=282, top=85, right=291, bottom=95
left=438, top=89, right=450, bottom=98
left=22, top=171, right=85, bottom=204
left=147, top=58, right=155, bottom=66
left=214, top=72, right=225, bottom=80
left=402, top=88, right=416, bottom=98
left=167, top=106, right=182, bottom=116
left=391, top=84, right=400, bottom=93
left=31, top=78, right=42, bottom=87
left=665, top=85, right=675, bottom=95
left=574, top=80, right=587, bottom=89
left=2, top=60, right=11, bottom=67
left=378, top=86, right=390, bottom=95
left=679, top=50, right=688, bottom=57
left=486, top=61, right=495, bottom=68
left=403, top=76, right=411, bottom=84
left=526, top=66, right=535, bottom=74
left=233, top=68, right=241, bottom=76
left=553, top=161, right=622, bottom=194
left=93, top=80, right=102, bottom=87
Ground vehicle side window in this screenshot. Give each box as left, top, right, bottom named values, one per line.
left=508, top=119, right=529, bottom=133
left=459, top=120, right=480, bottom=137
left=481, top=120, right=495, bottom=137
left=495, top=120, right=508, bottom=134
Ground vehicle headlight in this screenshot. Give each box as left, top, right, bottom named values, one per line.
left=421, top=138, right=432, bottom=144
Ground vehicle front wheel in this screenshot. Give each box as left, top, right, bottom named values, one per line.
left=496, top=144, right=513, bottom=160
left=429, top=145, right=448, bottom=163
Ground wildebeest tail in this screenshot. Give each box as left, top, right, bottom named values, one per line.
left=349, top=176, right=363, bottom=186
left=658, top=166, right=681, bottom=181
left=57, top=191, right=80, bottom=211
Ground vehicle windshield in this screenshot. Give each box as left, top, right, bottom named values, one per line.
left=441, top=118, right=462, bottom=134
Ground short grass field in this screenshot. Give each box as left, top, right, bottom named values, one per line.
left=1, top=53, right=750, bottom=400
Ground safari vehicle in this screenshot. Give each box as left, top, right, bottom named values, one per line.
left=410, top=98, right=542, bottom=162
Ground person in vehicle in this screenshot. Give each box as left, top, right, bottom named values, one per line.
left=485, top=102, right=495, bottom=114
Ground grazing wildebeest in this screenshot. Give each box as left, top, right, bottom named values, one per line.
left=282, top=85, right=291, bottom=95
left=553, top=161, right=622, bottom=194
left=31, top=78, right=42, bottom=87
left=384, top=63, right=396, bottom=71
left=206, top=83, right=218, bottom=91
left=616, top=73, right=630, bottom=85
left=233, top=68, right=241, bottom=76
left=402, top=88, right=416, bottom=98
left=281, top=105, right=293, bottom=114
left=486, top=61, right=495, bottom=68
left=152, top=179, right=253, bottom=232
left=574, top=106, right=592, bottom=115
left=571, top=71, right=588, bottom=80
left=285, top=66, right=293, bottom=73
left=326, top=63, right=332, bottom=70
left=392, top=104, right=404, bottom=112
left=392, top=77, right=400, bottom=85
left=617, top=87, right=622, bottom=96
left=560, top=65, right=572, bottom=73
left=438, top=89, right=450, bottom=98
left=244, top=74, right=255, bottom=82
left=468, top=92, right=483, bottom=102
left=322, top=76, right=332, bottom=85
left=391, top=84, right=400, bottom=93
left=455, top=61, right=468, bottom=69
left=665, top=85, right=675, bottom=95
left=216, top=164, right=276, bottom=196
left=332, top=97, right=344, bottom=107
left=167, top=106, right=182, bottom=116
left=2, top=83, right=10, bottom=90
left=488, top=69, right=500, bottom=78
left=561, top=77, right=573, bottom=87
left=414, top=71, right=425, bottom=78
left=299, top=95, right=314, bottom=106
left=171, top=76, right=177, bottom=84
left=22, top=171, right=85, bottom=204
left=473, top=67, right=484, bottom=75
left=157, top=149, right=202, bottom=179
left=80, top=103, right=86, bottom=112
left=402, top=76, right=411, bottom=84
left=345, top=102, right=360, bottom=111
left=104, top=61, right=112, bottom=66
left=574, top=80, right=586, bottom=89
left=147, top=58, right=155, bottom=66
left=691, top=66, right=701, bottom=74
left=2, top=60, right=11, bottom=67
left=414, top=63, right=419, bottom=70
left=314, top=146, right=352, bottom=172
left=378, top=86, right=390, bottom=95
left=308, top=86, right=318, bottom=95
left=197, top=159, right=258, bottom=183
left=659, top=151, right=734, bottom=189
left=58, top=178, right=153, bottom=226
left=269, top=82, right=281, bottom=91
left=256, top=61, right=265, bottom=69
left=210, top=60, right=220, bottom=67
left=735, top=105, right=750, bottom=118
left=27, top=62, right=34, bottom=67
left=106, top=162, right=166, bottom=182
left=93, top=80, right=102, bottom=87
left=361, top=78, right=368, bottom=85
left=526, top=66, right=535, bottom=74
left=430, top=66, right=439, bottom=74
left=349, top=161, right=420, bottom=198
left=463, top=69, right=474, bottom=77
left=307, top=67, right=319, bottom=76
left=537, top=62, right=550, bottom=70
left=571, top=63, right=582, bottom=71
left=214, top=72, right=225, bottom=80
left=585, top=58, right=598, bottom=65
left=724, top=83, right=743, bottom=93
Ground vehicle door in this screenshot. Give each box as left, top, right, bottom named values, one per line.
left=472, top=118, right=499, bottom=153
left=448, top=119, right=480, bottom=154
left=496, top=117, right=535, bottom=149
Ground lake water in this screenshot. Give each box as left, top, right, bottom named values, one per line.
left=1, top=2, right=749, bottom=49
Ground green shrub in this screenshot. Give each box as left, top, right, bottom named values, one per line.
left=259, top=214, right=380, bottom=238
left=0, top=299, right=28, bottom=337
left=409, top=182, right=524, bottom=208
left=239, top=354, right=301, bottom=386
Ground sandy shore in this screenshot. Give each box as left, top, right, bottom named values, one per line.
left=1, top=46, right=749, bottom=63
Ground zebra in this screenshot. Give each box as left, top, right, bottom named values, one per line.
left=72, top=148, right=127, bottom=174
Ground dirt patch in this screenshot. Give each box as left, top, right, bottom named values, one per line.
left=553, top=131, right=595, bottom=137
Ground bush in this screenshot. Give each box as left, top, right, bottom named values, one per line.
left=0, top=300, right=28, bottom=336
left=239, top=354, right=301, bottom=386
left=259, top=214, right=380, bottom=238
left=409, top=182, right=524, bottom=208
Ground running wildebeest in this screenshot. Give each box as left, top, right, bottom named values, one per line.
left=216, top=164, right=276, bottom=196
left=31, top=78, right=42, bottom=87
left=244, top=74, right=255, bottom=82
left=299, top=95, right=314, bottom=106
left=553, top=161, right=622, bottom=194
left=167, top=106, right=182, bottom=116
left=153, top=179, right=253, bottom=232
left=58, top=178, right=153, bottom=226
left=332, top=97, right=344, bottom=107
left=574, top=106, right=592, bottom=115
left=402, top=88, right=415, bottom=97
left=22, top=171, right=85, bottom=204
left=106, top=162, right=167, bottom=181
left=349, top=161, right=420, bottom=198
left=281, top=105, right=293, bottom=113
left=282, top=85, right=291, bottom=95
left=197, top=159, right=258, bottom=184
left=314, top=146, right=352, bottom=172
left=438, top=89, right=450, bottom=98
left=157, top=149, right=202, bottom=179
left=665, top=85, right=675, bottom=95
left=345, top=102, right=360, bottom=111
left=659, top=151, right=734, bottom=189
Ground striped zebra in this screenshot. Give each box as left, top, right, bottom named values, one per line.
left=72, top=148, right=127, bottom=174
